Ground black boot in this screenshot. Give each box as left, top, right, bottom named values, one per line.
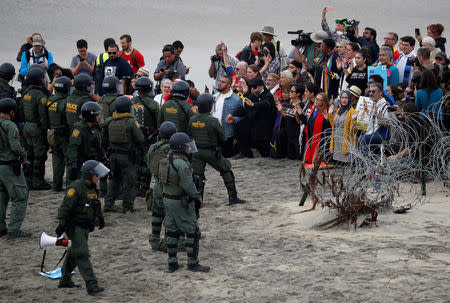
left=58, top=281, right=81, bottom=288
left=0, top=229, right=7, bottom=237
left=87, top=285, right=105, bottom=295
left=7, top=230, right=32, bottom=239
left=168, top=263, right=184, bottom=273
left=188, top=263, right=210, bottom=272
left=229, top=194, right=246, bottom=205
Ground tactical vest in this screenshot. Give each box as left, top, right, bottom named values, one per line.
left=66, top=92, right=91, bottom=127
left=149, top=142, right=169, bottom=175
left=69, top=182, right=100, bottom=226
left=190, top=115, right=218, bottom=147
left=158, top=156, right=180, bottom=186
left=108, top=118, right=129, bottom=144
left=22, top=88, right=41, bottom=123
left=99, top=94, right=116, bottom=120
left=47, top=95, right=65, bottom=127
left=162, top=98, right=190, bottom=132
left=132, top=96, right=156, bottom=129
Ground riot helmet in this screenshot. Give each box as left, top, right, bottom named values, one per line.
left=0, top=98, right=17, bottom=113
left=80, top=160, right=110, bottom=179
left=169, top=132, right=197, bottom=153
left=26, top=68, right=45, bottom=85
left=53, top=76, right=72, bottom=95
left=135, top=76, right=153, bottom=94
left=102, top=76, right=121, bottom=94
left=171, top=80, right=190, bottom=100
left=81, top=101, right=102, bottom=123
left=159, top=121, right=177, bottom=139
left=114, top=96, right=131, bottom=113
left=196, top=93, right=214, bottom=113
left=74, top=74, right=93, bottom=91
left=0, top=63, right=16, bottom=82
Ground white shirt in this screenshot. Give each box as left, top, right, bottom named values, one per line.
left=154, top=94, right=164, bottom=106
left=213, top=89, right=232, bottom=120
left=270, top=84, right=279, bottom=95
left=366, top=97, right=391, bottom=135
left=396, top=50, right=416, bottom=83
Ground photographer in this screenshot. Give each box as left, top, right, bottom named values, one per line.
left=321, top=7, right=349, bottom=42
left=19, top=33, right=54, bottom=78
left=240, top=32, right=263, bottom=65
left=347, top=26, right=380, bottom=62
left=289, top=30, right=327, bottom=79
left=208, top=42, right=238, bottom=94
left=255, top=42, right=280, bottom=82
left=70, top=39, right=95, bottom=76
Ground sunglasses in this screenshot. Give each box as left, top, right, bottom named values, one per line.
left=108, top=52, right=117, bottom=55
left=368, top=90, right=378, bottom=94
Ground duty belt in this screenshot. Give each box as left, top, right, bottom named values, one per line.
left=163, top=193, right=184, bottom=200
left=110, top=149, right=129, bottom=155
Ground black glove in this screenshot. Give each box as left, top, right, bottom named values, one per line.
left=98, top=217, right=105, bottom=230
left=55, top=224, right=65, bottom=237
left=69, top=168, right=78, bottom=181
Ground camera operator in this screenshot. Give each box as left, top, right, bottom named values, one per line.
left=347, top=25, right=380, bottom=62
left=321, top=7, right=349, bottom=42
left=70, top=39, right=95, bottom=76
left=208, top=42, right=238, bottom=94
left=255, top=42, right=280, bottom=83
left=260, top=26, right=288, bottom=71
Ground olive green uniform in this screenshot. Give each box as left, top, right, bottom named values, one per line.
left=131, top=94, right=159, bottom=196
left=47, top=92, right=69, bottom=190
left=57, top=179, right=103, bottom=291
left=98, top=94, right=117, bottom=121
left=67, top=121, right=103, bottom=181
left=65, top=90, right=93, bottom=128
left=157, top=96, right=197, bottom=133
left=159, top=152, right=202, bottom=267
left=0, top=116, right=29, bottom=234
left=21, top=87, right=49, bottom=188
left=146, top=138, right=170, bottom=249
left=102, top=112, right=145, bottom=212
left=188, top=113, right=238, bottom=200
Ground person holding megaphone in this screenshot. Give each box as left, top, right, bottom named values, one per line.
left=55, top=159, right=109, bottom=295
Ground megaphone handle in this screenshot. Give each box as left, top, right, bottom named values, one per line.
left=40, top=249, right=49, bottom=274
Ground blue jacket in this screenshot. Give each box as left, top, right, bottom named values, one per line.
left=214, top=91, right=243, bottom=138
left=20, top=48, right=54, bottom=76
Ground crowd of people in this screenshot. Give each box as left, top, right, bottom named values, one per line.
left=0, top=7, right=449, bottom=295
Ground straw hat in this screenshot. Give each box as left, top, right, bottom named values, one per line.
left=260, top=26, right=277, bottom=37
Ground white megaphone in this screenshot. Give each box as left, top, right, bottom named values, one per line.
left=39, top=232, right=71, bottom=249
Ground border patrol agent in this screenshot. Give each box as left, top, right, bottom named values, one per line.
left=67, top=102, right=104, bottom=181
left=159, top=132, right=210, bottom=273
left=47, top=76, right=72, bottom=191
left=157, top=80, right=197, bottom=133
left=21, top=68, right=51, bottom=190
left=0, top=98, right=31, bottom=239
left=147, top=121, right=177, bottom=250
left=188, top=94, right=246, bottom=206
left=66, top=74, right=94, bottom=129
left=102, top=96, right=145, bottom=213
left=56, top=160, right=108, bottom=295
left=98, top=76, right=120, bottom=120
left=131, top=76, right=159, bottom=197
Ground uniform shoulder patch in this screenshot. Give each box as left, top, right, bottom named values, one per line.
left=72, top=129, right=80, bottom=138
left=23, top=94, right=31, bottom=100
left=184, top=167, right=191, bottom=176
left=41, top=97, right=47, bottom=105
left=67, top=188, right=76, bottom=197
left=191, top=107, right=198, bottom=113
left=135, top=121, right=140, bottom=128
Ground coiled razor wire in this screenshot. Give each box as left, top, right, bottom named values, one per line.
left=298, top=93, right=450, bottom=228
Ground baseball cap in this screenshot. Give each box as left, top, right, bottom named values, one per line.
left=32, top=34, right=43, bottom=46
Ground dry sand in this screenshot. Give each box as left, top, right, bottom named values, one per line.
left=1, top=155, right=449, bottom=303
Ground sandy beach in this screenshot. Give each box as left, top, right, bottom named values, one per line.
left=1, top=155, right=449, bottom=303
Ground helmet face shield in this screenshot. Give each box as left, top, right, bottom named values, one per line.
left=8, top=74, right=16, bottom=85
left=90, top=82, right=95, bottom=95
left=186, top=139, right=198, bottom=153
left=116, top=82, right=124, bottom=95
left=93, top=162, right=110, bottom=178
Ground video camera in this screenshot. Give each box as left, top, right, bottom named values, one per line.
left=336, top=18, right=360, bottom=35
left=288, top=30, right=312, bottom=47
